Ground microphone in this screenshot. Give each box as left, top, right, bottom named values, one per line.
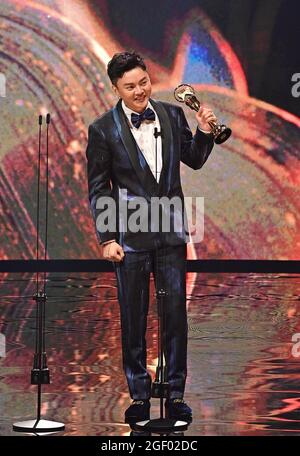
left=154, top=127, right=163, bottom=138
left=46, top=113, right=51, bottom=124
left=153, top=127, right=162, bottom=184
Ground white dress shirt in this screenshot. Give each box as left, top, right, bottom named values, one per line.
left=122, top=100, right=162, bottom=183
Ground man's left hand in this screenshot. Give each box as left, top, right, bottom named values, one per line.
left=195, top=106, right=217, bottom=132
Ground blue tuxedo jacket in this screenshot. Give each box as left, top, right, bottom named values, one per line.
left=86, top=98, right=214, bottom=252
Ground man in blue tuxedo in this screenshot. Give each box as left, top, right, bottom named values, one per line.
left=86, top=51, right=216, bottom=424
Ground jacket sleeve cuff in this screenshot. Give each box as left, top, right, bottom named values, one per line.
left=197, top=126, right=213, bottom=135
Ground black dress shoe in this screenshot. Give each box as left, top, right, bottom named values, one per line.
left=165, top=398, right=192, bottom=423
left=125, top=399, right=150, bottom=424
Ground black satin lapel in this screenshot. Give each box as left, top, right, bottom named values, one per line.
left=113, top=100, right=159, bottom=197
left=150, top=99, right=172, bottom=194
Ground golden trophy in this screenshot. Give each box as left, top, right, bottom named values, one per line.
left=174, top=84, right=232, bottom=144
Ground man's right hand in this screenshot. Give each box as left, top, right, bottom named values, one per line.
left=102, top=241, right=125, bottom=262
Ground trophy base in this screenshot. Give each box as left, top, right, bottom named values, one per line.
left=213, top=126, right=232, bottom=144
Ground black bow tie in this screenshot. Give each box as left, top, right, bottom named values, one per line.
left=131, top=107, right=155, bottom=128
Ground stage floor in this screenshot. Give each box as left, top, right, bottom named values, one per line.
left=1, top=272, right=300, bottom=436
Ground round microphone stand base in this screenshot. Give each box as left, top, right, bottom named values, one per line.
left=13, top=419, right=65, bottom=433
left=132, top=417, right=188, bottom=434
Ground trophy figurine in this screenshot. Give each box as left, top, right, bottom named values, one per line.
left=174, top=84, right=232, bottom=144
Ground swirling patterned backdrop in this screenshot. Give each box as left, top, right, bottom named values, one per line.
left=0, top=0, right=299, bottom=260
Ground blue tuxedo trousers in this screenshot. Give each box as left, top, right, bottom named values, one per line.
left=114, top=244, right=187, bottom=400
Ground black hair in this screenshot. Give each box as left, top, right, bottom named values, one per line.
left=107, top=51, right=147, bottom=85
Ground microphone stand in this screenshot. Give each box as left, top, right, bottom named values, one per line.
left=133, top=127, right=188, bottom=434
left=13, top=114, right=65, bottom=433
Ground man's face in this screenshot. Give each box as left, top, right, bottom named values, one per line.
left=113, top=67, right=152, bottom=113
